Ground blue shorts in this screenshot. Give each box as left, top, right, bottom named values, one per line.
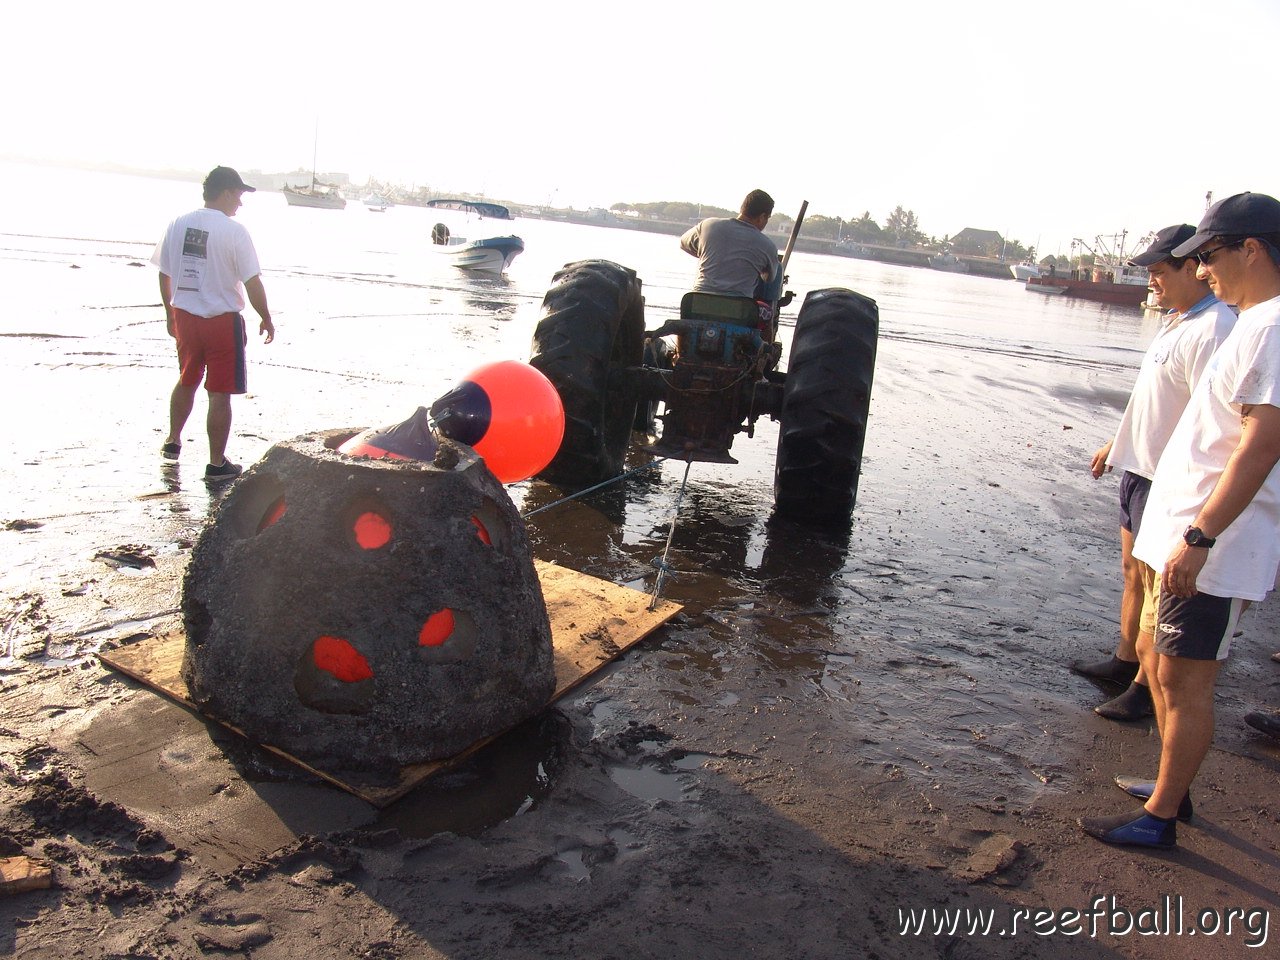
left=1154, top=590, right=1244, bottom=661
left=1118, top=471, right=1150, bottom=534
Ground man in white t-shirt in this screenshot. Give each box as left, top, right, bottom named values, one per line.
left=152, top=166, right=275, bottom=482
left=1081, top=192, right=1280, bottom=848
left=1077, top=225, right=1236, bottom=722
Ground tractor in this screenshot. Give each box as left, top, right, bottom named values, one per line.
left=527, top=255, right=879, bottom=524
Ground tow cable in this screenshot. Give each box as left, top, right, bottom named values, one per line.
left=517, top=455, right=690, bottom=610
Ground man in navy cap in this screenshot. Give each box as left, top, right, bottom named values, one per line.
left=1078, top=225, right=1236, bottom=721
left=152, top=166, right=275, bottom=482
left=1081, top=192, right=1280, bottom=848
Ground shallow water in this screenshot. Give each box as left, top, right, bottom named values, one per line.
left=0, top=162, right=1162, bottom=816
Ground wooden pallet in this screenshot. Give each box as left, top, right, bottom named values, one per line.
left=100, top=560, right=680, bottom=807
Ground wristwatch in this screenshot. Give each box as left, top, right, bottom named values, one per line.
left=1183, top=526, right=1216, bottom=548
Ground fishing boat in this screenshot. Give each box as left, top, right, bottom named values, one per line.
left=283, top=179, right=347, bottom=209
left=1010, top=262, right=1042, bottom=281
left=363, top=194, right=392, bottom=213
left=1024, top=232, right=1148, bottom=307
left=432, top=234, right=525, bottom=274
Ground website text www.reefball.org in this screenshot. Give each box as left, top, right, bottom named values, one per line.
left=898, top=895, right=1269, bottom=948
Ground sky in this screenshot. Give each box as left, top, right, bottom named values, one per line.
left=6, top=0, right=1279, bottom=257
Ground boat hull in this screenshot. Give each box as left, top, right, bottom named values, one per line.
left=283, top=187, right=347, bottom=210
left=1010, top=264, right=1041, bottom=281
left=1026, top=275, right=1145, bottom=306
left=436, top=236, right=525, bottom=274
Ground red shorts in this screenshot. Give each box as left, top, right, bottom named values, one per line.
left=173, top=309, right=247, bottom=394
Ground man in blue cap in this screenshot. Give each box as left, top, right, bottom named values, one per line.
left=1081, top=192, right=1280, bottom=848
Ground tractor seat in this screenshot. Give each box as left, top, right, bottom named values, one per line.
left=680, top=292, right=760, bottom=325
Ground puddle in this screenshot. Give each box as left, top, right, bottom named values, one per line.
left=552, top=847, right=591, bottom=882
left=608, top=752, right=712, bottom=802
left=672, top=752, right=712, bottom=771
left=606, top=826, right=645, bottom=862
left=376, top=712, right=568, bottom=838
left=609, top=766, right=689, bottom=803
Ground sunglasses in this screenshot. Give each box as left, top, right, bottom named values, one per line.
left=1195, top=239, right=1245, bottom=265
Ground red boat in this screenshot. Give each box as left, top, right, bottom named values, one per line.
left=1024, top=231, right=1150, bottom=308
left=1025, top=270, right=1149, bottom=307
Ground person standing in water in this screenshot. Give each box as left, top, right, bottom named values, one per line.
left=153, top=165, right=275, bottom=482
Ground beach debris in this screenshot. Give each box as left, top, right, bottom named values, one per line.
left=0, top=856, right=53, bottom=895
left=93, top=545, right=156, bottom=570
left=2, top=594, right=47, bottom=664
left=2, top=519, right=42, bottom=531
left=956, top=834, right=1023, bottom=884
left=181, top=430, right=555, bottom=775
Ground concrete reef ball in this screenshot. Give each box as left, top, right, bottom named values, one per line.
left=181, top=429, right=555, bottom=778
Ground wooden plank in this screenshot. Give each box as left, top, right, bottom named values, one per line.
left=100, top=560, right=680, bottom=807
left=1, top=857, right=53, bottom=895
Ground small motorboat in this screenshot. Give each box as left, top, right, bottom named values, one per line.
left=1010, top=262, right=1042, bottom=282
left=927, top=252, right=968, bottom=274
left=431, top=228, right=524, bottom=275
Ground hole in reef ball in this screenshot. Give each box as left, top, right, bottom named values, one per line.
left=419, top=609, right=456, bottom=647
left=312, top=635, right=374, bottom=682
left=353, top=511, right=392, bottom=550
left=257, top=496, right=287, bottom=533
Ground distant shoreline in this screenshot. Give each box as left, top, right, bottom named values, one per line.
left=2, top=155, right=1020, bottom=280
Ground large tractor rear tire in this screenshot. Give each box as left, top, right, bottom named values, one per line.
left=774, top=288, right=879, bottom=523
left=530, top=260, right=645, bottom=486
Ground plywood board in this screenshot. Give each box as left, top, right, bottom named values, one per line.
left=100, top=560, right=680, bottom=807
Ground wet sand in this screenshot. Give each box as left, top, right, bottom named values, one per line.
left=2, top=223, right=1279, bottom=958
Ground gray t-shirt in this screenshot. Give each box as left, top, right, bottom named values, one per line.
left=680, top=217, right=778, bottom=297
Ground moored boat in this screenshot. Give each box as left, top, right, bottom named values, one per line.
left=1023, top=232, right=1148, bottom=307
left=1010, top=262, right=1042, bottom=281
left=283, top=179, right=346, bottom=210
left=1025, top=268, right=1147, bottom=305
left=927, top=252, right=968, bottom=273
left=433, top=235, right=525, bottom=274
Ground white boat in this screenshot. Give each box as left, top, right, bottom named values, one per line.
left=1010, top=262, right=1042, bottom=281
left=284, top=125, right=346, bottom=209
left=363, top=194, right=392, bottom=212
left=433, top=234, right=525, bottom=274
left=283, top=180, right=346, bottom=209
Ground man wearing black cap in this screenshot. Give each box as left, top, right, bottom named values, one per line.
left=1076, top=225, right=1236, bottom=722
left=1081, top=192, right=1280, bottom=848
left=152, top=166, right=275, bottom=482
